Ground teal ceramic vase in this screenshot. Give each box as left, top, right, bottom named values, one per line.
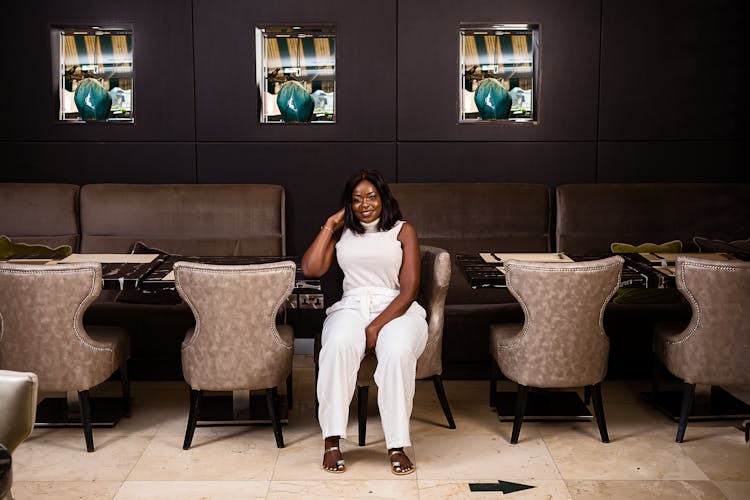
left=474, top=78, right=511, bottom=120
left=277, top=81, right=314, bottom=123
left=74, top=78, right=112, bottom=121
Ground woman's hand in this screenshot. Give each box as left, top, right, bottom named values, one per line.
left=325, top=208, right=345, bottom=233
left=365, top=324, right=380, bottom=353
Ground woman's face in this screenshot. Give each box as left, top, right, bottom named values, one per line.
left=351, top=179, right=382, bottom=224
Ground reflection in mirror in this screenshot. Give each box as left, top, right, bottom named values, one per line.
left=256, top=25, right=336, bottom=124
left=459, top=24, right=538, bottom=123
left=55, top=26, right=134, bottom=123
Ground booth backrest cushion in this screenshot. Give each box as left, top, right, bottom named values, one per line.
left=390, top=183, right=551, bottom=304
left=0, top=183, right=80, bottom=250
left=80, top=184, right=286, bottom=256
left=556, top=183, right=750, bottom=256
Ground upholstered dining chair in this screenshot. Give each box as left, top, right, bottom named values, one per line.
left=0, top=370, right=38, bottom=500
left=652, top=256, right=750, bottom=443
left=489, top=256, right=623, bottom=444
left=314, top=245, right=455, bottom=446
left=0, top=370, right=37, bottom=455
left=0, top=262, right=130, bottom=453
left=174, top=260, right=296, bottom=449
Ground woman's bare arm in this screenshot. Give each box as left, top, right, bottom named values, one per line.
left=301, top=208, right=345, bottom=278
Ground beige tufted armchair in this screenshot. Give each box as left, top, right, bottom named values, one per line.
left=353, top=245, right=455, bottom=445
left=0, top=370, right=38, bottom=500
left=174, top=260, right=296, bottom=449
left=653, top=257, right=750, bottom=443
left=0, top=370, right=37, bottom=456
left=0, top=262, right=130, bottom=453
left=489, top=256, right=623, bottom=444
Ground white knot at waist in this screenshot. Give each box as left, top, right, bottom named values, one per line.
left=327, top=286, right=400, bottom=318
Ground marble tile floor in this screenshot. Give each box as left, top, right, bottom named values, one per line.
left=10, top=356, right=750, bottom=499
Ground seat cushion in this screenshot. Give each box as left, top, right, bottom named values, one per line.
left=489, top=322, right=523, bottom=363
left=277, top=324, right=294, bottom=346
left=87, top=325, right=130, bottom=367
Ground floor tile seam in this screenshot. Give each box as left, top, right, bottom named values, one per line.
left=120, top=479, right=273, bottom=483
left=121, top=434, right=158, bottom=482
left=539, top=431, right=566, bottom=482
left=268, top=441, right=284, bottom=483
left=537, top=428, right=677, bottom=442
left=12, top=479, right=123, bottom=484
left=558, top=472, right=714, bottom=482
left=111, top=479, right=127, bottom=500
left=564, top=478, right=721, bottom=483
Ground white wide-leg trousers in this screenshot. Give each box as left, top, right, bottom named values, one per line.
left=317, top=286, right=428, bottom=449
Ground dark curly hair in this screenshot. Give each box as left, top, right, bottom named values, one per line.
left=341, top=169, right=402, bottom=234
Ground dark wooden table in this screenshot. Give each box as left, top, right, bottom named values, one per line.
left=456, top=252, right=652, bottom=290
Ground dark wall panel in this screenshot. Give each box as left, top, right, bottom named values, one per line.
left=196, top=142, right=396, bottom=254
left=397, top=0, right=601, bottom=142
left=193, top=0, right=397, bottom=142
left=0, top=143, right=196, bottom=184
left=599, top=0, right=743, bottom=141
left=0, top=0, right=195, bottom=142
left=398, top=142, right=596, bottom=185
left=597, top=141, right=747, bottom=183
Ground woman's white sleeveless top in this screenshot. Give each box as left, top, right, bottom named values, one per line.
left=336, top=219, right=404, bottom=293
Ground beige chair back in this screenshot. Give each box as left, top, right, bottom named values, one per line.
left=0, top=370, right=38, bottom=453
left=498, top=256, right=623, bottom=388
left=175, top=261, right=296, bottom=391
left=657, top=257, right=750, bottom=385
left=0, top=262, right=119, bottom=392
left=358, top=245, right=451, bottom=384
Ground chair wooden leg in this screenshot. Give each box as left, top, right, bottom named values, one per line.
left=510, top=384, right=529, bottom=444
left=489, top=361, right=500, bottom=407
left=590, top=383, right=609, bottom=443
left=676, top=383, right=695, bottom=443
left=584, top=385, right=592, bottom=406
left=183, top=389, right=201, bottom=450
left=120, top=362, right=131, bottom=416
left=266, top=387, right=285, bottom=448
left=357, top=385, right=369, bottom=446
left=78, top=390, right=95, bottom=452
left=286, top=373, right=293, bottom=411
left=432, top=375, right=456, bottom=429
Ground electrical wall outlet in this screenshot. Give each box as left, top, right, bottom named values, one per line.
left=298, top=293, right=324, bottom=309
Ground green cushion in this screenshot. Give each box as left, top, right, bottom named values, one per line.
left=612, top=287, right=683, bottom=305
left=0, top=235, right=72, bottom=260
left=610, top=239, right=683, bottom=254
left=610, top=239, right=684, bottom=305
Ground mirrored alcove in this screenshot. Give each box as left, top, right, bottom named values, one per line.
left=54, top=26, right=134, bottom=123
left=459, top=24, right=538, bottom=123
left=256, top=25, right=336, bottom=124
